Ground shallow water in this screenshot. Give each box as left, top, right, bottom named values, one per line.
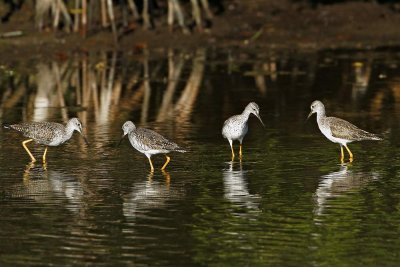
left=1, top=48, right=400, bottom=266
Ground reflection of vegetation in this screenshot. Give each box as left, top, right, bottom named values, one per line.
left=0, top=49, right=206, bottom=127
left=1, top=49, right=400, bottom=266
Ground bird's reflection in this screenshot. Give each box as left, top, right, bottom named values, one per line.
left=11, top=162, right=85, bottom=214
left=123, top=171, right=184, bottom=220
left=314, top=163, right=380, bottom=217
left=223, top=161, right=260, bottom=211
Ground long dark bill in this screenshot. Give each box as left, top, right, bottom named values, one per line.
left=256, top=114, right=265, bottom=127
left=82, top=134, right=89, bottom=145
left=306, top=111, right=314, bottom=121
left=116, top=134, right=126, bottom=147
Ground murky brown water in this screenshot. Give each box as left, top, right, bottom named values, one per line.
left=1, top=48, right=400, bottom=266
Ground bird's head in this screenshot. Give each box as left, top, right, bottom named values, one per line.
left=118, top=121, right=136, bottom=147
left=245, top=102, right=265, bottom=127
left=307, top=100, right=325, bottom=120
left=68, top=118, right=88, bottom=144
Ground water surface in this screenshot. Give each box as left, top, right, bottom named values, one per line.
left=1, top=48, right=400, bottom=266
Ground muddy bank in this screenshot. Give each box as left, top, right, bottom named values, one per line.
left=1, top=0, right=400, bottom=63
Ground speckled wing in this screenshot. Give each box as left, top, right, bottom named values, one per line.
left=328, top=117, right=381, bottom=141
left=9, top=122, right=64, bottom=145
left=134, top=128, right=186, bottom=152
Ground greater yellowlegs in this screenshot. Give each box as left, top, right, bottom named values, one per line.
left=222, top=102, right=265, bottom=160
left=4, top=118, right=88, bottom=163
left=119, top=121, right=186, bottom=172
left=307, top=100, right=382, bottom=162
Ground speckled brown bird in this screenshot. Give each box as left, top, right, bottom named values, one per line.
left=307, top=100, right=382, bottom=162
left=119, top=121, right=186, bottom=172
left=4, top=118, right=88, bottom=163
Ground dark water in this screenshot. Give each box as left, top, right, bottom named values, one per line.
left=1, top=48, right=400, bottom=266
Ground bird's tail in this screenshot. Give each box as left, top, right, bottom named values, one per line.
left=2, top=124, right=11, bottom=130
left=363, top=131, right=383, bottom=141
left=176, top=149, right=187, bottom=153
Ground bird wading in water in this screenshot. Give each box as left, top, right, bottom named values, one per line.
left=222, top=102, right=265, bottom=161
left=307, top=100, right=382, bottom=163
left=4, top=118, right=88, bottom=163
left=119, top=121, right=186, bottom=172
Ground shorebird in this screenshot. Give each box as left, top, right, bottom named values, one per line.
left=307, top=100, right=382, bottom=162
left=119, top=121, right=186, bottom=172
left=222, top=102, right=265, bottom=160
left=4, top=118, right=88, bottom=163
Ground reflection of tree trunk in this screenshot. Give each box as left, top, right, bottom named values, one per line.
left=91, top=70, right=100, bottom=121
left=54, top=63, right=69, bottom=123
left=370, top=91, right=384, bottom=117
left=157, top=50, right=185, bottom=122
left=79, top=56, right=90, bottom=128
left=1, top=85, right=26, bottom=109
left=141, top=54, right=151, bottom=124
left=114, top=53, right=164, bottom=120
left=1, top=84, right=26, bottom=108
left=119, top=87, right=144, bottom=112
left=98, top=52, right=117, bottom=123
left=253, top=63, right=266, bottom=96
left=174, top=49, right=205, bottom=122
left=126, top=72, right=140, bottom=94
left=392, top=85, right=400, bottom=116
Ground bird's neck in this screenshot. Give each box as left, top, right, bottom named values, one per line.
left=63, top=123, right=75, bottom=141
left=241, top=110, right=251, bottom=120
left=316, top=110, right=326, bottom=124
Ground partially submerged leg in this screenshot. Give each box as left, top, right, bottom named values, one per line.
left=147, top=156, right=155, bottom=172
left=22, top=139, right=36, bottom=162
left=340, top=146, right=344, bottom=163
left=42, top=146, right=48, bottom=163
left=229, top=139, right=235, bottom=161
left=239, top=143, right=243, bottom=159
left=161, top=155, right=171, bottom=170
left=344, top=144, right=354, bottom=162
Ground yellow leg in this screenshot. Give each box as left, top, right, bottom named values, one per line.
left=22, top=139, right=36, bottom=162
left=239, top=144, right=243, bottom=159
left=161, top=155, right=171, bottom=170
left=148, top=157, right=155, bottom=172
left=340, top=146, right=344, bottom=163
left=344, top=144, right=354, bottom=162
left=42, top=147, right=48, bottom=163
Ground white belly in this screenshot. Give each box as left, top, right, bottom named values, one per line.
left=320, top=125, right=349, bottom=145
